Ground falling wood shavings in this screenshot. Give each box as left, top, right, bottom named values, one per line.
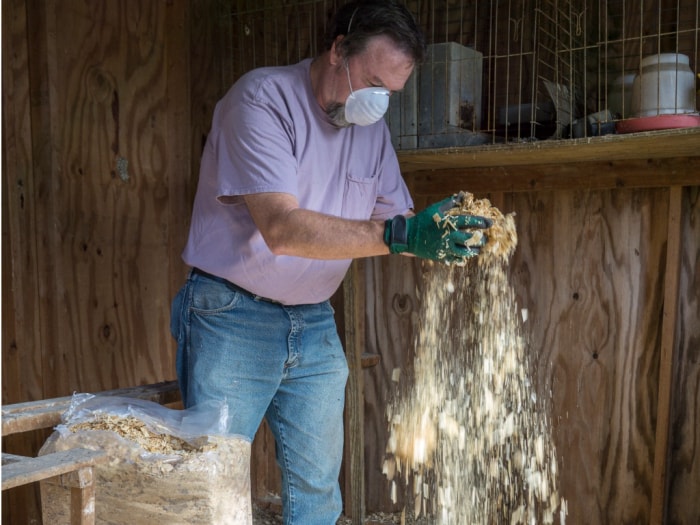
left=384, top=194, right=565, bottom=524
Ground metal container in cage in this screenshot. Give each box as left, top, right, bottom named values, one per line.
left=387, top=42, right=487, bottom=150
left=418, top=42, right=486, bottom=148
left=386, top=73, right=418, bottom=150
left=631, top=53, right=697, bottom=117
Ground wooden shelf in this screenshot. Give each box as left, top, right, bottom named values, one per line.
left=398, top=128, right=700, bottom=194
left=397, top=127, right=700, bottom=172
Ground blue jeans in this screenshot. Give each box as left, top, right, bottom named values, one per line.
left=170, top=269, right=348, bottom=525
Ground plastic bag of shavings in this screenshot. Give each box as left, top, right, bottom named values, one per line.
left=39, top=393, right=252, bottom=525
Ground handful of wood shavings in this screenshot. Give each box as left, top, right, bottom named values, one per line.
left=446, top=191, right=518, bottom=263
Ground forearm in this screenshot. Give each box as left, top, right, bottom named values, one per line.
left=244, top=192, right=393, bottom=260
left=272, top=208, right=390, bottom=259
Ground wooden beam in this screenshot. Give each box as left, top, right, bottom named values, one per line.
left=1, top=448, right=106, bottom=491
left=397, top=128, right=700, bottom=172
left=343, top=259, right=366, bottom=524
left=650, top=186, right=683, bottom=525
left=70, top=468, right=96, bottom=525
left=405, top=157, right=700, bottom=196
left=1, top=380, right=180, bottom=436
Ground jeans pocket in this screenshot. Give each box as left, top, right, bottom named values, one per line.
left=190, top=275, right=242, bottom=313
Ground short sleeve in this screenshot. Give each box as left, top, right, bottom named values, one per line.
left=210, top=79, right=299, bottom=199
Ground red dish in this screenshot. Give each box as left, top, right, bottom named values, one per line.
left=616, top=113, right=700, bottom=133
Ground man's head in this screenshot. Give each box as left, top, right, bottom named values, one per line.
left=321, top=0, right=426, bottom=128
left=325, top=0, right=426, bottom=64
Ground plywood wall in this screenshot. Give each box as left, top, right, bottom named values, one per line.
left=2, top=0, right=195, bottom=522
left=2, top=2, right=281, bottom=523
left=2, top=0, right=190, bottom=401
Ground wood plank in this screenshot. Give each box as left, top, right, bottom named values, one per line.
left=2, top=0, right=44, bottom=409
left=343, top=259, right=366, bottom=523
left=666, top=186, right=700, bottom=524
left=165, top=0, right=192, bottom=299
left=2, top=453, right=26, bottom=466
left=70, top=469, right=96, bottom=525
left=405, top=157, right=700, bottom=196
left=1, top=380, right=180, bottom=436
left=513, top=189, right=666, bottom=523
left=650, top=186, right=683, bottom=525
left=1, top=449, right=106, bottom=491
left=362, top=255, right=422, bottom=513
left=397, top=128, right=700, bottom=172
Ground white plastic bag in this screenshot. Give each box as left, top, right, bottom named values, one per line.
left=39, top=393, right=252, bottom=525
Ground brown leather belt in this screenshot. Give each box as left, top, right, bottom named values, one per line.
left=191, top=267, right=281, bottom=304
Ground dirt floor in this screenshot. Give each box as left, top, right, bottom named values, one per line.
left=252, top=498, right=434, bottom=524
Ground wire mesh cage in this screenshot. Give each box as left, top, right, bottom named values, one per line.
left=228, top=0, right=699, bottom=148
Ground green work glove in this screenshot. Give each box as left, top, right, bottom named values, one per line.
left=383, top=193, right=492, bottom=264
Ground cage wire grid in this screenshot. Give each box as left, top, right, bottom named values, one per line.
left=228, top=0, right=699, bottom=148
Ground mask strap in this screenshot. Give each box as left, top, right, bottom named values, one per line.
left=344, top=60, right=355, bottom=96
left=347, top=7, right=359, bottom=34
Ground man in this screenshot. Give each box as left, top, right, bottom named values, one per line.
left=170, top=1, right=491, bottom=523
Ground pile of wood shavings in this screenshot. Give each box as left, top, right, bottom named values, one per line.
left=69, top=414, right=211, bottom=456
left=41, top=414, right=252, bottom=525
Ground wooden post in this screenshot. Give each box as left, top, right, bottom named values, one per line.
left=69, top=467, right=96, bottom=525
left=650, top=186, right=683, bottom=524
left=343, top=259, right=366, bottom=524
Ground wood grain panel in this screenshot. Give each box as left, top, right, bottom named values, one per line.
left=2, top=0, right=43, bottom=406
left=230, top=0, right=336, bottom=77
left=190, top=0, right=234, bottom=171
left=667, top=186, right=700, bottom=524
left=363, top=255, right=423, bottom=511
left=38, top=1, right=178, bottom=395
left=651, top=187, right=683, bottom=524
left=343, top=259, right=367, bottom=521
left=513, top=189, right=666, bottom=524
left=165, top=1, right=193, bottom=299
left=2, top=1, right=52, bottom=521
left=406, top=157, right=700, bottom=195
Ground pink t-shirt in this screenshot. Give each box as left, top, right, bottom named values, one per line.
left=182, top=59, right=413, bottom=304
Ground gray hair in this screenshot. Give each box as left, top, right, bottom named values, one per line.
left=325, top=0, right=426, bottom=64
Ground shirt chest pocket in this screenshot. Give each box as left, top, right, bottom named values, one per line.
left=341, top=172, right=379, bottom=220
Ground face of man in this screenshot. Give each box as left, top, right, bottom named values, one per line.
left=326, top=35, right=415, bottom=128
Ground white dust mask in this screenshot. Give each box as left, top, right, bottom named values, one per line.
left=343, top=61, right=390, bottom=126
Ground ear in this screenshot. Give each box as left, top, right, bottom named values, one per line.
left=330, top=35, right=345, bottom=66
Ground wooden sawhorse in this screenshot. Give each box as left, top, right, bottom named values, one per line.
left=2, top=381, right=180, bottom=525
